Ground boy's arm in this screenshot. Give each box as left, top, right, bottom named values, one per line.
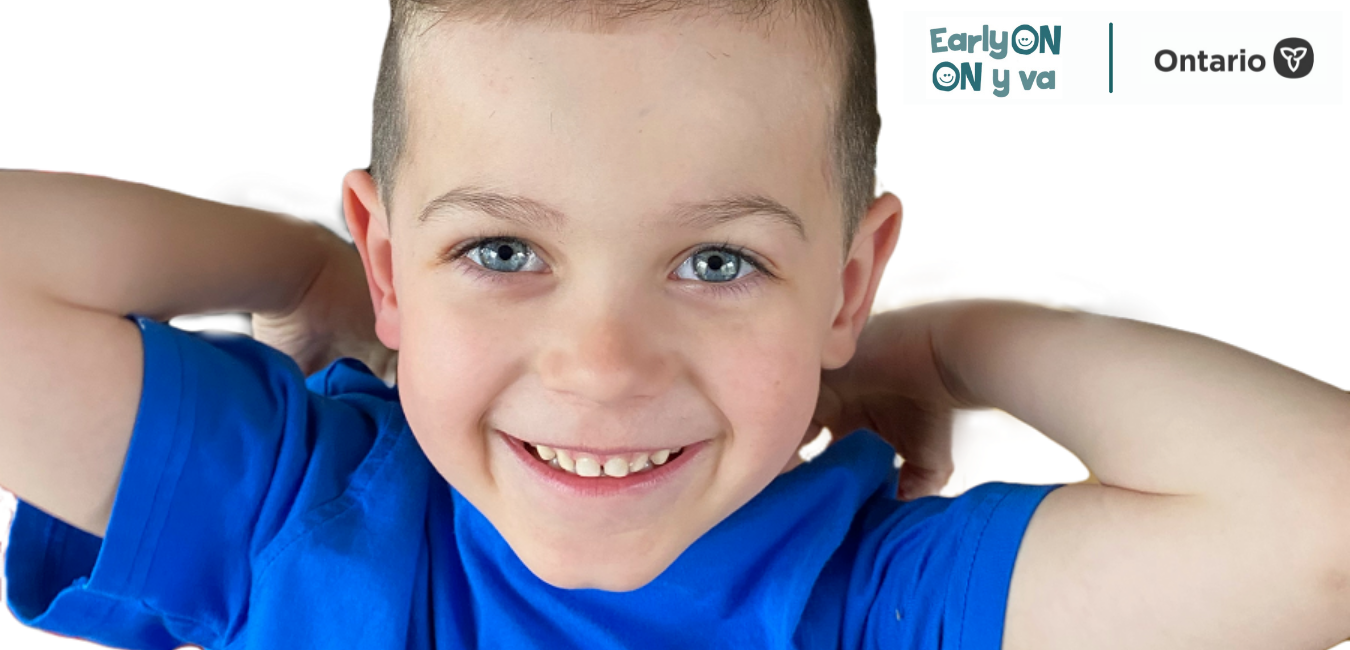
left=0, top=169, right=333, bottom=537
left=918, top=300, right=1350, bottom=650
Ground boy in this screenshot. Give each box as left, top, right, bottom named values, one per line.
left=4, top=2, right=1350, bottom=650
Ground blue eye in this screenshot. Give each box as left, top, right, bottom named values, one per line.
left=463, top=238, right=547, bottom=273
left=674, top=246, right=758, bottom=283
left=672, top=243, right=777, bottom=289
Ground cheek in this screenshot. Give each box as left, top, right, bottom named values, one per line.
left=694, top=308, right=822, bottom=469
left=396, top=284, right=528, bottom=483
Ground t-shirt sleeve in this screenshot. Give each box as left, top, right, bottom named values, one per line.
left=3, top=314, right=388, bottom=650
left=866, top=480, right=1064, bottom=650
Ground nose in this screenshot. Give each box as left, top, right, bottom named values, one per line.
left=535, top=290, right=677, bottom=405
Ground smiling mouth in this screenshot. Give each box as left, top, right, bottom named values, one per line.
left=520, top=440, right=687, bottom=478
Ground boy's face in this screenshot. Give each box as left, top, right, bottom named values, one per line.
left=344, top=11, right=900, bottom=591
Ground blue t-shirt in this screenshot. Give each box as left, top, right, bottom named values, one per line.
left=4, top=315, right=1064, bottom=649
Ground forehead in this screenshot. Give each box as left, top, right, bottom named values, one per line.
left=397, top=12, right=839, bottom=237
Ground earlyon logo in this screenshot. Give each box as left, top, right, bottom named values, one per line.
left=1273, top=37, right=1313, bottom=78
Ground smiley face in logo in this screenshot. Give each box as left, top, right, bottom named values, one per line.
left=1011, top=25, right=1039, bottom=55
left=931, top=62, right=960, bottom=91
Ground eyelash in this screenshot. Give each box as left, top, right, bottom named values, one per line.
left=442, top=235, right=776, bottom=298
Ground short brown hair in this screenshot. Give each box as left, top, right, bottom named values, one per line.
left=369, top=0, right=879, bottom=249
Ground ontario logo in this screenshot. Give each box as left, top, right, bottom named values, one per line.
left=1155, top=37, right=1314, bottom=79
left=1273, top=37, right=1313, bottom=78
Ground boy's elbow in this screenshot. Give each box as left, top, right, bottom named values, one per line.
left=1316, top=482, right=1350, bottom=618
left=1318, top=562, right=1350, bottom=647
left=1331, top=508, right=1350, bottom=594
left=1323, top=563, right=1350, bottom=604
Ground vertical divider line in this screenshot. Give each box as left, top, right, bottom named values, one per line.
left=1109, top=22, right=1115, bottom=93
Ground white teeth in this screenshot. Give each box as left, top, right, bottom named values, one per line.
left=555, top=448, right=575, bottom=473
left=574, top=456, right=602, bottom=477
left=526, top=443, right=686, bottom=478
left=603, top=457, right=630, bottom=477
left=535, top=444, right=557, bottom=461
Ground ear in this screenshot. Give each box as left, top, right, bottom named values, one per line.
left=342, top=168, right=401, bottom=351
left=821, top=192, right=903, bottom=370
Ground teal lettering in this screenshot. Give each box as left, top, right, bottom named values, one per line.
left=1038, top=25, right=1061, bottom=54
left=992, top=69, right=1010, bottom=97
left=930, top=28, right=948, bottom=53
left=960, top=62, right=982, bottom=90
left=988, top=29, right=1009, bottom=59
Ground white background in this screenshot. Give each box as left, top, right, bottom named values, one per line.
left=2, top=0, right=1347, bottom=648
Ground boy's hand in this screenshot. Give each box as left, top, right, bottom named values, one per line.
left=809, top=304, right=970, bottom=501
left=251, top=226, right=398, bottom=383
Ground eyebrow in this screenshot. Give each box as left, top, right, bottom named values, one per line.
left=415, top=185, right=807, bottom=240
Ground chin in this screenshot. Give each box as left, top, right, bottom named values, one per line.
left=510, top=534, right=680, bottom=592
left=523, top=552, right=673, bottom=593
left=494, top=506, right=703, bottom=592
